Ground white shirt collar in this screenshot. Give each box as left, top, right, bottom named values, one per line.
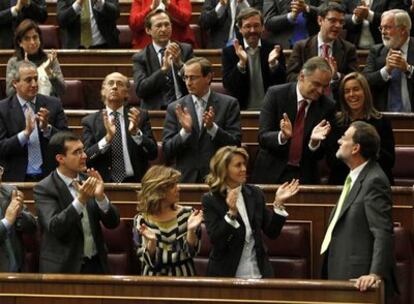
left=106, top=105, right=124, bottom=117
left=56, top=168, right=80, bottom=188
left=349, top=160, right=369, bottom=187
left=152, top=41, right=170, bottom=54
left=17, top=94, right=36, bottom=107
left=243, top=38, right=262, bottom=51
left=191, top=89, right=211, bottom=105
left=317, top=33, right=334, bottom=49
left=399, top=37, right=410, bottom=54
left=295, top=83, right=309, bottom=107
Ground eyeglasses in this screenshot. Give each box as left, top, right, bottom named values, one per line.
left=182, top=75, right=203, bottom=82
left=325, top=17, right=345, bottom=26
left=378, top=25, right=398, bottom=32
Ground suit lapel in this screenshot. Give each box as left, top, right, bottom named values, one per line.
left=286, top=83, right=298, bottom=123
left=332, top=39, right=344, bottom=70
left=148, top=44, right=161, bottom=69
left=11, top=96, right=26, bottom=132
left=307, top=36, right=319, bottom=59
left=184, top=95, right=201, bottom=136
left=241, top=185, right=255, bottom=227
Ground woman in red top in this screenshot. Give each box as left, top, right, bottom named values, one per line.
left=129, top=0, right=196, bottom=48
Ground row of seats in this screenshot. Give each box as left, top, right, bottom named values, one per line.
left=21, top=219, right=414, bottom=304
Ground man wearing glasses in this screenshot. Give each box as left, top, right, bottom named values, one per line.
left=162, top=57, right=241, bottom=183
left=0, top=166, right=37, bottom=272
left=286, top=2, right=358, bottom=98
left=363, top=9, right=414, bottom=113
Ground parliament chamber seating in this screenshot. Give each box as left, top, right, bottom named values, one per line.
left=117, top=24, right=132, bottom=49
left=190, top=23, right=206, bottom=49
left=393, top=146, right=414, bottom=186
left=39, top=25, right=61, bottom=49
left=60, top=79, right=85, bottom=109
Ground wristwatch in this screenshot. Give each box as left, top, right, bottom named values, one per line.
left=406, top=64, right=413, bottom=76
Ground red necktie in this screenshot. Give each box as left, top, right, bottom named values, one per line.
left=288, top=100, right=307, bottom=166
left=321, top=44, right=331, bottom=96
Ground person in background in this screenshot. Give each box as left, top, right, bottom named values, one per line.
left=202, top=146, right=299, bottom=278
left=6, top=19, right=66, bottom=98
left=133, top=165, right=203, bottom=276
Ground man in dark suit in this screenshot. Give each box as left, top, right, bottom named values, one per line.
left=0, top=61, right=68, bottom=182
left=321, top=121, right=398, bottom=301
left=252, top=56, right=335, bottom=184
left=56, top=0, right=120, bottom=49
left=287, top=2, right=358, bottom=97
left=199, top=0, right=262, bottom=48
left=0, top=179, right=36, bottom=272
left=342, top=0, right=404, bottom=48
left=0, top=0, right=47, bottom=49
left=82, top=72, right=158, bottom=183
left=162, top=57, right=242, bottom=183
left=133, top=9, right=193, bottom=110
left=263, top=0, right=321, bottom=49
left=363, top=9, right=414, bottom=112
left=34, top=131, right=120, bottom=274
left=222, top=7, right=286, bottom=110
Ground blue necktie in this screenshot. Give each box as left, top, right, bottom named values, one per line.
left=290, top=13, right=309, bottom=48
left=0, top=205, right=18, bottom=272
left=23, top=102, right=43, bottom=173
left=388, top=69, right=403, bottom=112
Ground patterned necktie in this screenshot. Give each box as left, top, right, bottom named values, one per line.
left=159, top=48, right=165, bottom=66
left=320, top=175, right=352, bottom=254
left=111, top=112, right=126, bottom=183
left=23, top=102, right=43, bottom=171
left=0, top=204, right=18, bottom=272
left=388, top=68, right=403, bottom=112
left=288, top=100, right=307, bottom=166
left=80, top=0, right=93, bottom=48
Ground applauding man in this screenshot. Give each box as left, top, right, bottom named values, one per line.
left=34, top=131, right=120, bottom=274
left=82, top=72, right=157, bottom=183
left=252, top=56, right=335, bottom=184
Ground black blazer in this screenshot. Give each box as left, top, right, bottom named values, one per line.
left=0, top=184, right=37, bottom=272
left=81, top=106, right=158, bottom=182
left=222, top=39, right=286, bottom=110
left=202, top=184, right=286, bottom=277
left=56, top=0, right=120, bottom=48
left=162, top=91, right=241, bottom=183
left=0, top=94, right=68, bottom=181
left=252, top=82, right=335, bottom=184
left=0, top=0, right=47, bottom=49
left=363, top=37, right=414, bottom=111
left=133, top=42, right=193, bottom=110
left=34, top=171, right=120, bottom=273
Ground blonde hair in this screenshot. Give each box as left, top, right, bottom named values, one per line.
left=137, top=165, right=181, bottom=215
left=206, top=146, right=249, bottom=194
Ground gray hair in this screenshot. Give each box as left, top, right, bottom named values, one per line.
left=382, top=9, right=412, bottom=31
left=8, top=60, right=37, bottom=82
left=302, top=56, right=332, bottom=77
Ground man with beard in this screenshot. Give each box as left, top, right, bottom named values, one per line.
left=286, top=2, right=358, bottom=98
left=363, top=9, right=414, bottom=112
left=222, top=8, right=286, bottom=110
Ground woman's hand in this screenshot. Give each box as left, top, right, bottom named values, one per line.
left=45, top=50, right=57, bottom=77
left=187, top=209, right=204, bottom=231
left=274, top=179, right=299, bottom=209
left=226, top=187, right=239, bottom=215
left=139, top=223, right=156, bottom=255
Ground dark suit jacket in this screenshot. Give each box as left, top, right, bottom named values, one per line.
left=323, top=160, right=398, bottom=297
left=263, top=0, right=321, bottom=49
left=199, top=0, right=262, bottom=48
left=34, top=170, right=120, bottom=273
left=0, top=94, right=69, bottom=182
left=202, top=184, right=286, bottom=277
left=133, top=42, right=193, bottom=110
left=81, top=106, right=158, bottom=182
left=0, top=184, right=37, bottom=272
left=56, top=0, right=120, bottom=48
left=0, top=0, right=47, bottom=49
left=222, top=39, right=286, bottom=110
left=252, top=82, right=335, bottom=184
left=286, top=35, right=358, bottom=85
left=362, top=37, right=414, bottom=111
left=343, top=0, right=404, bottom=46
left=162, top=91, right=241, bottom=183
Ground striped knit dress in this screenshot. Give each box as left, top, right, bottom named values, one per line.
left=133, top=206, right=201, bottom=276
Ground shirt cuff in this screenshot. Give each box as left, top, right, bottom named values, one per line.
left=96, top=195, right=110, bottom=213
left=72, top=199, right=84, bottom=214
left=179, top=128, right=191, bottom=141
left=1, top=218, right=12, bottom=231
left=367, top=10, right=374, bottom=23
left=351, top=14, right=360, bottom=24
left=98, top=137, right=109, bottom=150
left=273, top=206, right=289, bottom=217
left=18, top=131, right=29, bottom=147
left=278, top=131, right=287, bottom=145
left=131, top=129, right=143, bottom=145
left=380, top=67, right=391, bottom=81
left=11, top=6, right=18, bottom=16
left=237, top=62, right=247, bottom=73
left=225, top=214, right=240, bottom=228
left=287, top=12, right=295, bottom=23
left=308, top=139, right=320, bottom=151
left=207, top=123, right=218, bottom=138
left=41, top=124, right=52, bottom=138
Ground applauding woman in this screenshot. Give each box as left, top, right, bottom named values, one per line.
left=133, top=165, right=203, bottom=276
left=202, top=146, right=299, bottom=278
left=6, top=19, right=66, bottom=98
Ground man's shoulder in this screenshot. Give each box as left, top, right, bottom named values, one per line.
left=37, top=94, right=61, bottom=105
left=268, top=82, right=294, bottom=94
left=82, top=110, right=103, bottom=124
left=335, top=37, right=357, bottom=51
left=132, top=45, right=152, bottom=61
left=35, top=172, right=55, bottom=190
left=0, top=95, right=13, bottom=109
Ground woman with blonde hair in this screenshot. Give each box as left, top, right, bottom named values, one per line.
left=202, top=146, right=299, bottom=278
left=326, top=72, right=395, bottom=184
left=133, top=165, right=203, bottom=276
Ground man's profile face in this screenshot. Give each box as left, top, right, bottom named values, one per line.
left=336, top=126, right=356, bottom=162
left=298, top=68, right=331, bottom=101
left=13, top=66, right=38, bottom=101
left=146, top=13, right=172, bottom=46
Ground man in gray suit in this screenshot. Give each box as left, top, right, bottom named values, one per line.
left=34, top=131, right=120, bottom=274
left=162, top=57, right=241, bottom=183
left=321, top=121, right=398, bottom=300
left=0, top=167, right=37, bottom=272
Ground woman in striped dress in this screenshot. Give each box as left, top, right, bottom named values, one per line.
left=133, top=165, right=204, bottom=276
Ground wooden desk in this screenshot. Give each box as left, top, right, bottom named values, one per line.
left=0, top=273, right=384, bottom=304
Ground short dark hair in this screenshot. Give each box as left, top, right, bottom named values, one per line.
left=144, top=9, right=170, bottom=29
left=184, top=57, right=212, bottom=76
left=236, top=7, right=263, bottom=28
left=318, top=2, right=346, bottom=17
left=14, top=19, right=46, bottom=61
left=350, top=121, right=380, bottom=161
left=47, top=132, right=80, bottom=168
